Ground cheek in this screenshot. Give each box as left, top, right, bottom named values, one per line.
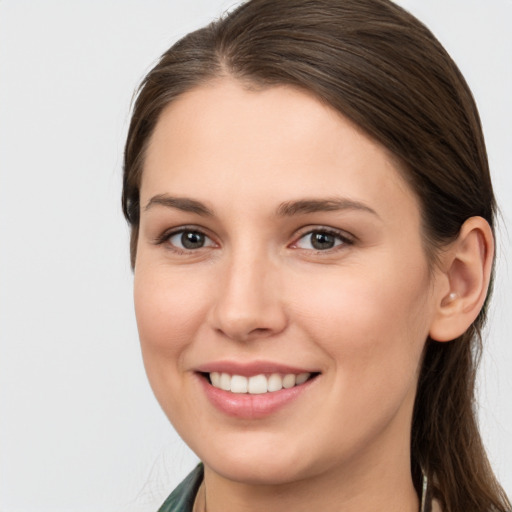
left=287, top=260, right=432, bottom=454
left=133, top=265, right=208, bottom=386
left=290, top=255, right=432, bottom=388
left=133, top=264, right=219, bottom=436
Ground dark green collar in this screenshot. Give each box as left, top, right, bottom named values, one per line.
left=157, top=464, right=204, bottom=512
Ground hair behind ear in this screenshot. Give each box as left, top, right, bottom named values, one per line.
left=411, top=330, right=509, bottom=511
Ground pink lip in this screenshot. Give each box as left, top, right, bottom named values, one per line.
left=195, top=360, right=315, bottom=376
left=194, top=363, right=319, bottom=420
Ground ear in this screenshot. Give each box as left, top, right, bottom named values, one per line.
left=429, top=217, right=494, bottom=342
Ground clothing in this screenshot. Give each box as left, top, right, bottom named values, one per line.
left=157, top=463, right=441, bottom=512
left=157, top=464, right=204, bottom=512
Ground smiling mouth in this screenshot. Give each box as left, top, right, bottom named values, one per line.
left=202, top=371, right=320, bottom=395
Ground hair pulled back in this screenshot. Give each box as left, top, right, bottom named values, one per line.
left=122, top=1, right=510, bottom=510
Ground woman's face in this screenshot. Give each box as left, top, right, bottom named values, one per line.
left=134, top=79, right=440, bottom=485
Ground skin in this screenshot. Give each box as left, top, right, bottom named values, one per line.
left=133, top=79, right=459, bottom=512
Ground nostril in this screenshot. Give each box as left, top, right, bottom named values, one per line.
left=250, top=327, right=272, bottom=336
left=214, top=325, right=276, bottom=342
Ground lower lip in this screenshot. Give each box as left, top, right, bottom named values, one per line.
left=198, top=374, right=317, bottom=419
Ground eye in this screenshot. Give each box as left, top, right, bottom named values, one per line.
left=293, top=229, right=351, bottom=251
left=165, top=229, right=216, bottom=251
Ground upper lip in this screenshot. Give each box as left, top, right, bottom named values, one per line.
left=195, top=360, right=318, bottom=376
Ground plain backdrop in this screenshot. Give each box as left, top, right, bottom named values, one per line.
left=0, top=1, right=510, bottom=511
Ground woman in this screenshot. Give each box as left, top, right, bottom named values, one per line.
left=122, top=0, right=511, bottom=511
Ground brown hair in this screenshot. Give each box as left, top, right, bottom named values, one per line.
left=122, top=1, right=510, bottom=510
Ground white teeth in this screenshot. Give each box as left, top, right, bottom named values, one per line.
left=248, top=374, right=268, bottom=394
left=220, top=372, right=231, bottom=391
left=210, top=372, right=221, bottom=387
left=209, top=372, right=312, bottom=394
left=230, top=375, right=248, bottom=394
left=296, top=372, right=310, bottom=385
left=282, top=374, right=296, bottom=389
left=267, top=373, right=283, bottom=392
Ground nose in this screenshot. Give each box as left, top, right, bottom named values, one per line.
left=208, top=248, right=288, bottom=342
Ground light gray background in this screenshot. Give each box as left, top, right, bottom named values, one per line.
left=0, top=1, right=510, bottom=511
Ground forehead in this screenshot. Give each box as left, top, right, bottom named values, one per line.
left=141, top=78, right=419, bottom=222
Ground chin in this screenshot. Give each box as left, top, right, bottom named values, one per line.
left=207, top=455, right=311, bottom=486
left=188, top=432, right=327, bottom=486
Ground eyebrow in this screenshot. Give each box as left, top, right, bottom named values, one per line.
left=144, top=194, right=213, bottom=216
left=144, top=194, right=378, bottom=219
left=276, top=198, right=379, bottom=217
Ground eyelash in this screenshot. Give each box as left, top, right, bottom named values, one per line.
left=154, top=226, right=354, bottom=254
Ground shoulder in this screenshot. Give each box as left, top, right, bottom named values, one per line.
left=157, top=464, right=204, bottom=512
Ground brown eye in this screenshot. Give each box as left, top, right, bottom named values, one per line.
left=181, top=231, right=205, bottom=249
left=310, top=232, right=336, bottom=250
left=294, top=229, right=351, bottom=251
left=167, top=230, right=215, bottom=250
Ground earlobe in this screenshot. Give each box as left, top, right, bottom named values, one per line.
left=429, top=217, right=494, bottom=342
